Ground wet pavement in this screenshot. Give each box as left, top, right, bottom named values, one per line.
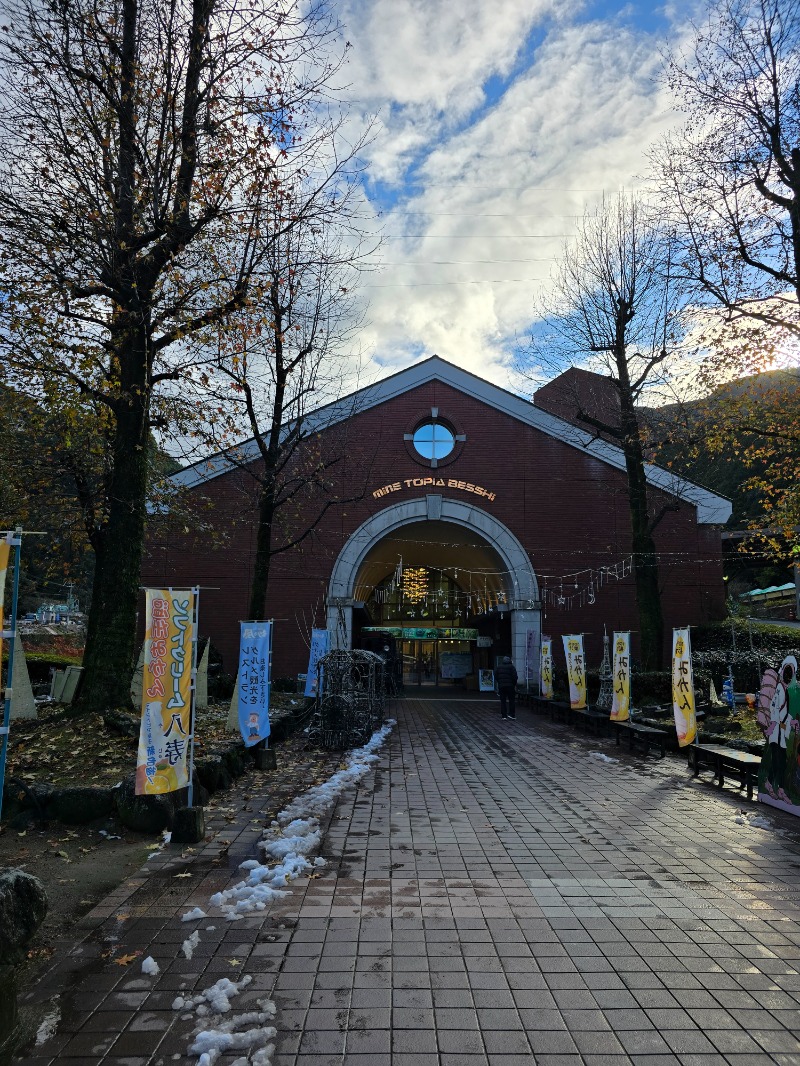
left=17, top=694, right=800, bottom=1065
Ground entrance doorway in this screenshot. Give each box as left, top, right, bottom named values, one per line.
left=401, top=639, right=438, bottom=686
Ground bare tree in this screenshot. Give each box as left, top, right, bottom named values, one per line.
left=654, top=0, right=800, bottom=338
left=523, top=194, right=686, bottom=670
left=193, top=179, right=375, bottom=621
left=0, top=0, right=364, bottom=710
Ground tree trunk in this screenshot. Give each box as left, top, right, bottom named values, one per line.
left=79, top=380, right=150, bottom=712
left=619, top=403, right=664, bottom=671
left=616, top=355, right=664, bottom=671
left=248, top=484, right=276, bottom=621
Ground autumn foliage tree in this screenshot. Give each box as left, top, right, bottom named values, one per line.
left=652, top=0, right=800, bottom=561
left=0, top=0, right=361, bottom=710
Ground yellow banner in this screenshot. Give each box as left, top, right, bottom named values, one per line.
left=136, top=589, right=195, bottom=795
left=540, top=638, right=553, bottom=700
left=672, top=628, right=697, bottom=747
left=562, top=634, right=587, bottom=709
left=610, top=632, right=631, bottom=721
left=0, top=539, right=10, bottom=677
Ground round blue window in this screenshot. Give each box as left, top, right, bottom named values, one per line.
left=413, top=421, right=455, bottom=460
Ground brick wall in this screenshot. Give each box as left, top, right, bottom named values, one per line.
left=142, top=379, right=726, bottom=677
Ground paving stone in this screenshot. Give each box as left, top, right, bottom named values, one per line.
left=15, top=695, right=800, bottom=1066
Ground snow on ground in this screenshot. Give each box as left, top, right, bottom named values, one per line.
left=199, top=720, right=395, bottom=922
left=182, top=930, right=201, bottom=959
left=174, top=719, right=396, bottom=1065
left=34, top=1007, right=60, bottom=1047
left=181, top=907, right=208, bottom=922
left=588, top=751, right=619, bottom=764
left=734, top=811, right=774, bottom=830
left=141, top=956, right=160, bottom=976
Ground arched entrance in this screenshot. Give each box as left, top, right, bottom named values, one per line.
left=326, top=496, right=540, bottom=685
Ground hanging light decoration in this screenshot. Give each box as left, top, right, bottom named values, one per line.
left=403, top=566, right=428, bottom=604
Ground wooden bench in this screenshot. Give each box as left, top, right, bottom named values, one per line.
left=570, top=706, right=609, bottom=737
left=688, top=743, right=762, bottom=801
left=611, top=719, right=667, bottom=758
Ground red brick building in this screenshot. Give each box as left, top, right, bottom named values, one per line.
left=143, top=357, right=730, bottom=687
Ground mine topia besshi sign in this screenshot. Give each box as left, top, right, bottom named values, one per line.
left=373, top=477, right=496, bottom=501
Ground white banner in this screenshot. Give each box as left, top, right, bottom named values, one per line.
left=562, top=634, right=587, bottom=709
left=610, top=632, right=631, bottom=722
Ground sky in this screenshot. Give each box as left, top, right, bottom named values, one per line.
left=333, top=0, right=699, bottom=392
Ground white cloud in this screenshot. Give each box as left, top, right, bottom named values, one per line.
left=334, top=3, right=690, bottom=387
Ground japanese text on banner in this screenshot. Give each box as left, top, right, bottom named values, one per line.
left=136, top=589, right=195, bottom=795
left=238, top=622, right=271, bottom=747
left=540, top=638, right=553, bottom=700
left=562, top=634, right=587, bottom=709
left=672, top=628, right=697, bottom=747
left=610, top=632, right=631, bottom=722
left=304, top=629, right=330, bottom=698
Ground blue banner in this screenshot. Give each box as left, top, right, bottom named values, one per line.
left=304, top=629, right=330, bottom=697
left=238, top=622, right=271, bottom=747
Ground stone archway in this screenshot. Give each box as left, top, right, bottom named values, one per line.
left=326, top=495, right=540, bottom=681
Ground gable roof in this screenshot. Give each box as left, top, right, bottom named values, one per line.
left=170, top=354, right=731, bottom=525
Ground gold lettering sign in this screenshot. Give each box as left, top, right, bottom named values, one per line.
left=372, top=477, right=496, bottom=502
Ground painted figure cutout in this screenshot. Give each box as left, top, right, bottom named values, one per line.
left=758, top=655, right=800, bottom=813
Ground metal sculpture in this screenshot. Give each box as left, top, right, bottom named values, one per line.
left=310, top=649, right=388, bottom=749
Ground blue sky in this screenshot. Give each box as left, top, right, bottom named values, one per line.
left=334, top=0, right=699, bottom=390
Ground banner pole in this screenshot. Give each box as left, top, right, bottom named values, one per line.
left=267, top=619, right=274, bottom=750
left=187, top=586, right=200, bottom=808
left=0, top=529, right=23, bottom=823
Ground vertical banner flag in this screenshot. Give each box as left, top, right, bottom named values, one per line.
left=672, top=628, right=697, bottom=747
left=304, top=628, right=330, bottom=697
left=540, top=637, right=554, bottom=700
left=526, top=628, right=537, bottom=688
left=562, top=634, right=587, bottom=709
left=136, top=589, right=196, bottom=795
left=238, top=621, right=272, bottom=746
left=610, top=632, right=631, bottom=722
left=0, top=538, right=9, bottom=676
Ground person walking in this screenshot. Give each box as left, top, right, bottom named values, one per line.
left=495, top=655, right=518, bottom=720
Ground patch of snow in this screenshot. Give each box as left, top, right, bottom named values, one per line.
left=35, top=1007, right=60, bottom=1046
left=175, top=976, right=253, bottom=1015
left=181, top=907, right=208, bottom=922
left=205, top=925, right=217, bottom=932
left=189, top=1000, right=276, bottom=1066
left=734, top=812, right=773, bottom=830
left=588, top=751, right=618, bottom=764
left=182, top=930, right=201, bottom=960
left=141, top=956, right=160, bottom=976
left=207, top=721, right=395, bottom=922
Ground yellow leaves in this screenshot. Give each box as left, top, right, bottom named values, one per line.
left=113, top=952, right=142, bottom=966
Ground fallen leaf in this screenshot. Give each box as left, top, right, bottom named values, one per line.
left=56, top=850, right=70, bottom=860
left=113, top=952, right=142, bottom=966
left=174, top=872, right=192, bottom=879
left=227, top=958, right=242, bottom=966
left=17, top=830, right=26, bottom=837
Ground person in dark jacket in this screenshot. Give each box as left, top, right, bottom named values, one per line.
left=495, top=655, right=518, bottom=719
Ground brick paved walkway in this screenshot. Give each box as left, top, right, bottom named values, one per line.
left=19, top=695, right=800, bottom=1065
